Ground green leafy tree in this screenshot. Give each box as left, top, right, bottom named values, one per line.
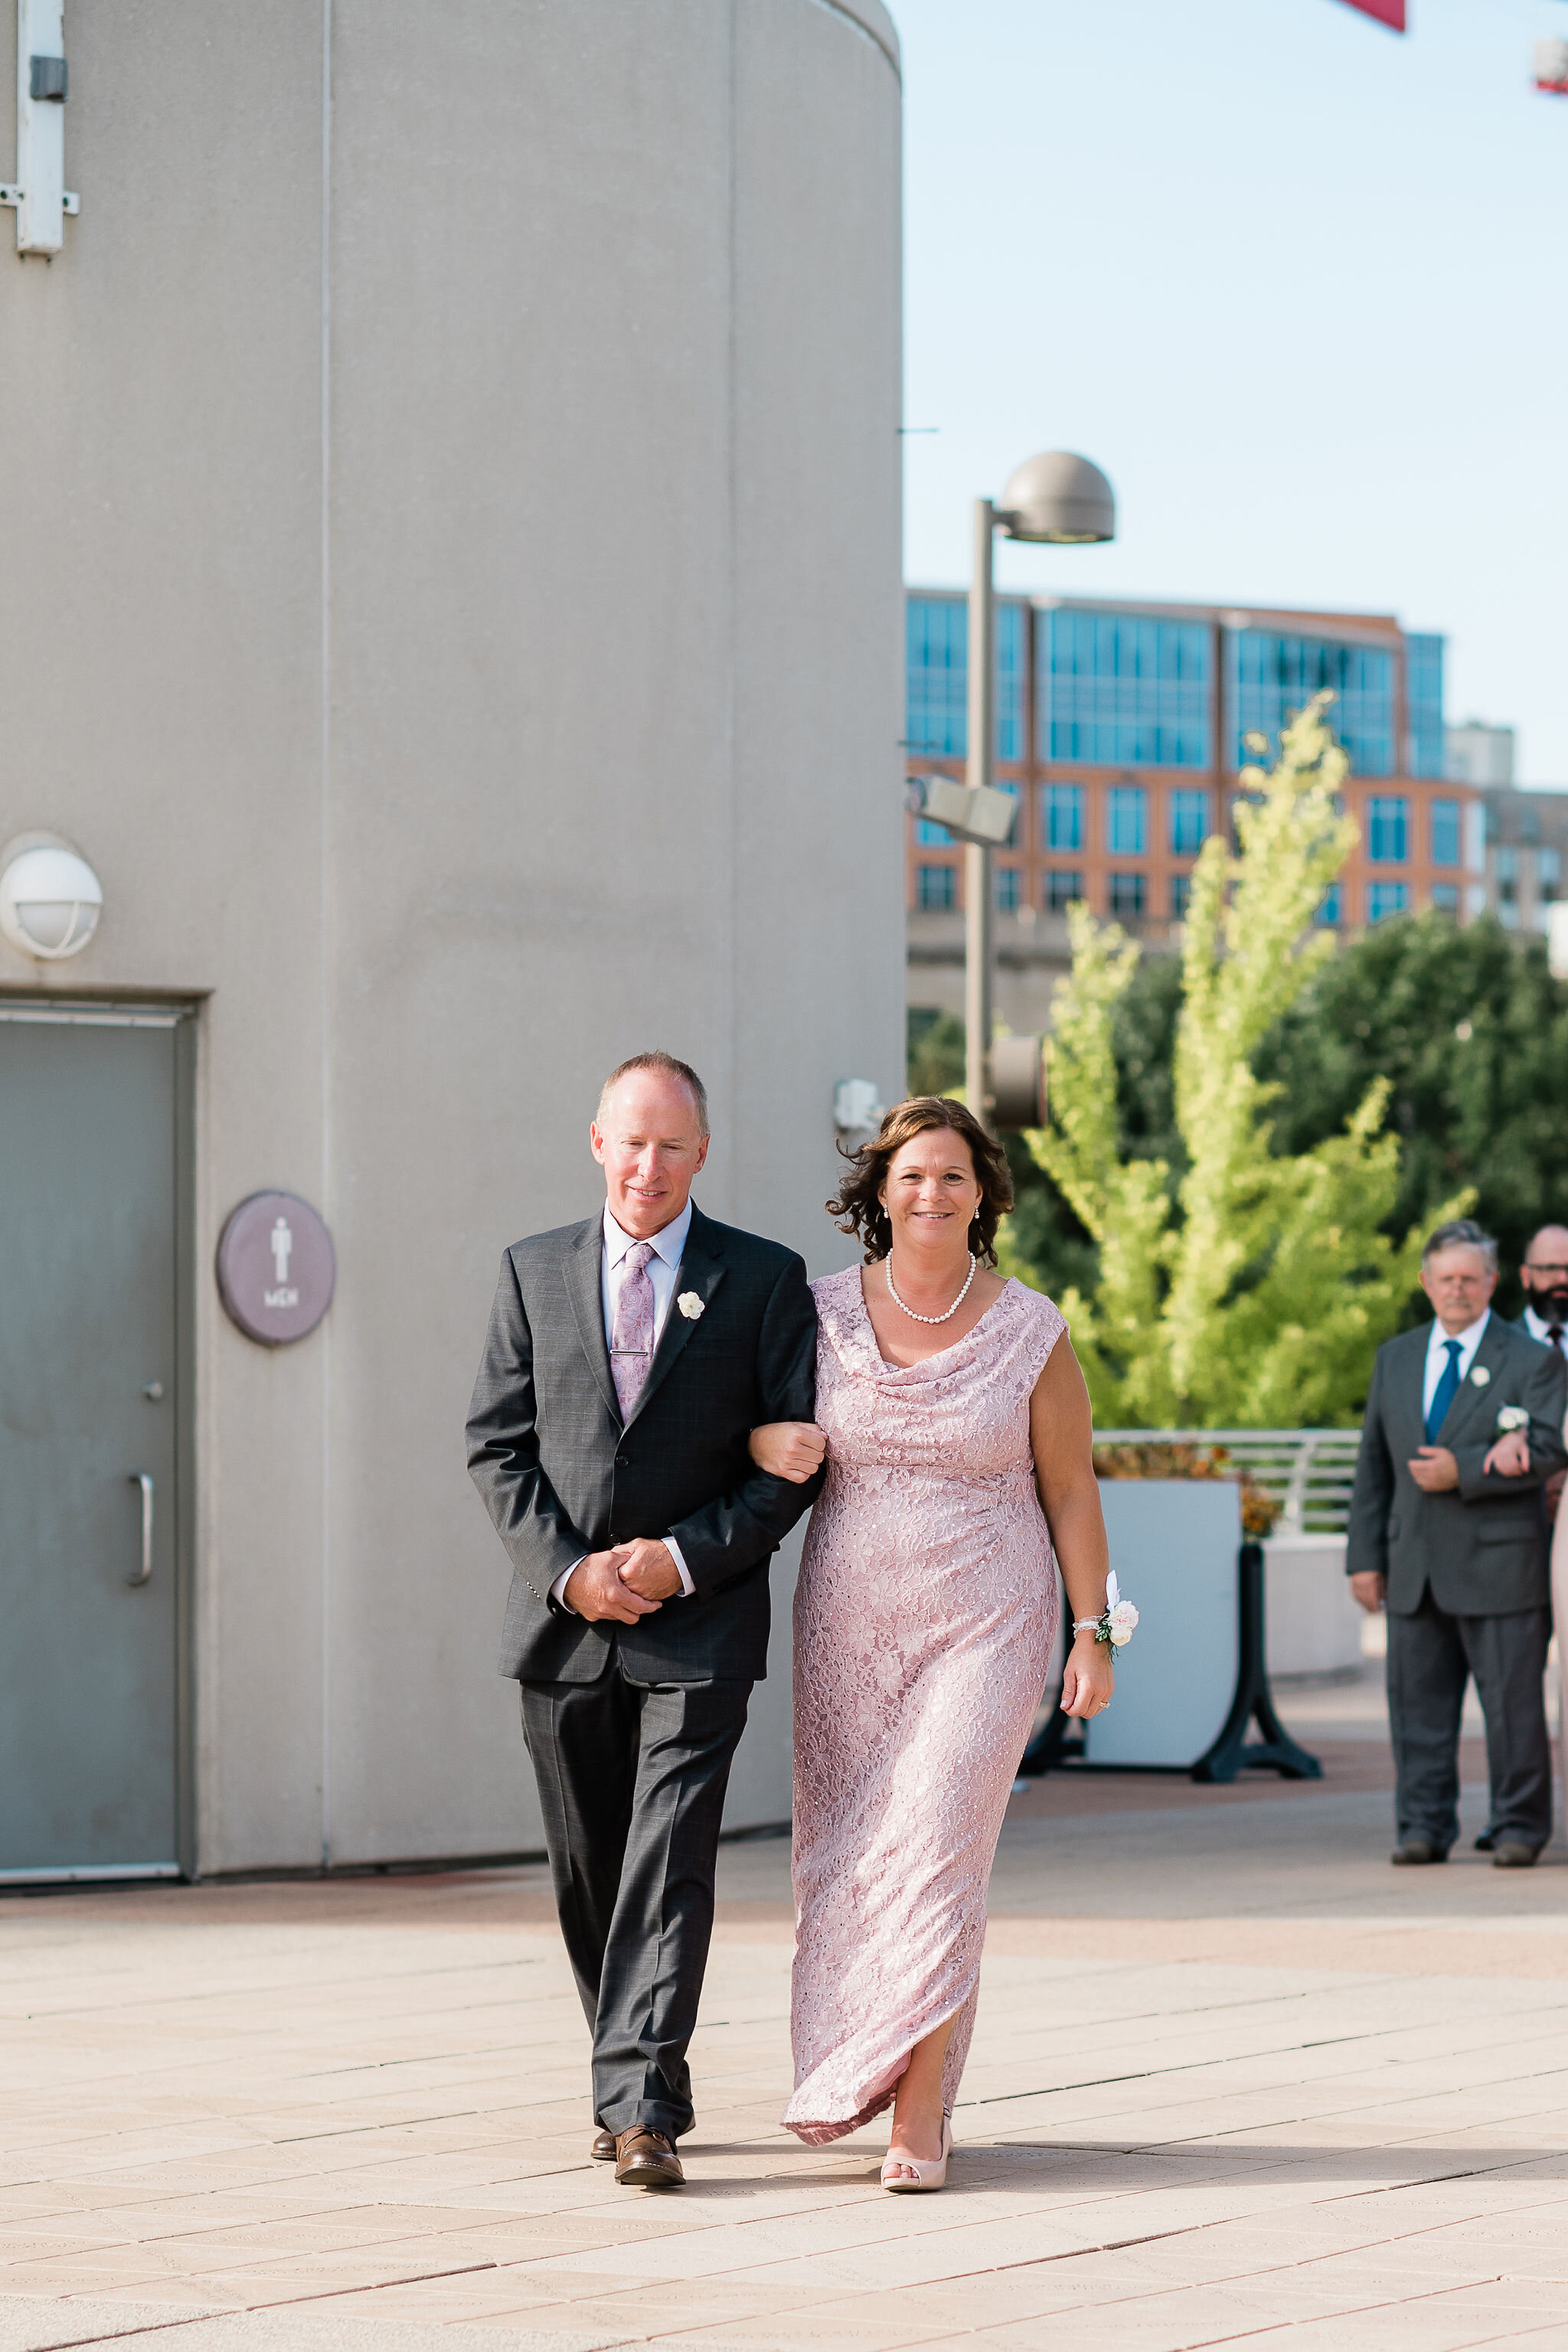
left=1256, top=913, right=1568, bottom=1315
left=1005, top=697, right=1468, bottom=1426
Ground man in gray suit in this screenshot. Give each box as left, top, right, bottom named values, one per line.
left=1348, top=1218, right=1567, bottom=1868
left=467, top=1052, right=821, bottom=2186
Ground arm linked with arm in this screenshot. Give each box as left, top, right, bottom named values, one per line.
left=466, top=1252, right=591, bottom=1609
left=1455, top=1344, right=1568, bottom=1502
left=667, top=1255, right=824, bottom=1599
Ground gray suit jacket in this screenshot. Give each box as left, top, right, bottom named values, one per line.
left=466, top=1202, right=822, bottom=1684
left=1346, top=1314, right=1567, bottom=1616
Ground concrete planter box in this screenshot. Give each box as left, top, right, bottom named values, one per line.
left=1085, top=1480, right=1241, bottom=1769
left=1263, top=1533, right=1361, bottom=1678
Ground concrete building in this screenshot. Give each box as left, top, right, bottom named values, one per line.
left=904, top=593, right=1483, bottom=1038
left=1481, top=787, right=1568, bottom=935
left=1447, top=720, right=1517, bottom=787
left=0, top=0, right=904, bottom=1882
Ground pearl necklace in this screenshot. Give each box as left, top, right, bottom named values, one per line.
left=885, top=1251, right=977, bottom=1325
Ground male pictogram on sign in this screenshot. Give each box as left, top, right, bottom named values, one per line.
left=216, top=1191, right=335, bottom=1348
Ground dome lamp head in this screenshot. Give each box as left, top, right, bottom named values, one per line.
left=0, top=843, right=104, bottom=960
left=998, top=450, right=1116, bottom=545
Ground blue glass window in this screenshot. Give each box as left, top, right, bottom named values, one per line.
left=1429, top=798, right=1461, bottom=868
left=996, top=602, right=1025, bottom=763
left=1315, top=884, right=1341, bottom=927
left=916, top=864, right=956, bottom=913
left=1367, top=796, right=1408, bottom=863
left=1171, top=874, right=1192, bottom=920
left=1406, top=633, right=1445, bottom=780
left=1367, top=880, right=1407, bottom=923
left=1430, top=884, right=1459, bottom=914
left=1042, top=782, right=1083, bottom=852
left=1039, top=609, right=1211, bottom=769
left=905, top=593, right=1027, bottom=761
left=1107, top=785, right=1147, bottom=856
left=1230, top=631, right=1393, bottom=776
left=915, top=818, right=950, bottom=847
left=995, top=866, right=1020, bottom=913
left=1109, top=871, right=1145, bottom=917
left=1169, top=787, right=1210, bottom=855
left=1046, top=870, right=1083, bottom=911
left=906, top=597, right=967, bottom=758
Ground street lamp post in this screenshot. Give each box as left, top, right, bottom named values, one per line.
left=962, top=451, right=1116, bottom=1129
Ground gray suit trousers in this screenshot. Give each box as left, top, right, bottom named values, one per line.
left=520, top=1664, right=752, bottom=2141
left=1387, top=1592, right=1553, bottom=1854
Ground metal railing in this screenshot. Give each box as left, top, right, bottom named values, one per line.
left=1093, top=1428, right=1362, bottom=1535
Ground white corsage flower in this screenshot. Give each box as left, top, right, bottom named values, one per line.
left=1084, top=1569, right=1140, bottom=1653
left=1108, top=1600, right=1140, bottom=1648
left=1496, top=1404, right=1530, bottom=1432
left=1469, top=1364, right=1491, bottom=1387
left=677, top=1291, right=705, bottom=1321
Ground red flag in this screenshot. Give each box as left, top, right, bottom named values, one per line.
left=1336, top=0, right=1406, bottom=28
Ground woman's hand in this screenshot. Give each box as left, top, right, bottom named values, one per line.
left=1060, top=1629, right=1114, bottom=1719
left=1484, top=1429, right=1531, bottom=1477
left=748, top=1420, right=828, bottom=1483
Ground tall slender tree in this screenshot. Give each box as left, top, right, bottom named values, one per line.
left=1008, top=695, right=1468, bottom=1426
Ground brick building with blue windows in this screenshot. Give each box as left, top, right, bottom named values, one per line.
left=906, top=593, right=1485, bottom=1034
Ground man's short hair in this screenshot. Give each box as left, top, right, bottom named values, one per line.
left=596, top=1052, right=709, bottom=1135
left=1423, top=1217, right=1498, bottom=1274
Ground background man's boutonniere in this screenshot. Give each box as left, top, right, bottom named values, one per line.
left=1470, top=1364, right=1491, bottom=1387
left=677, top=1291, right=705, bottom=1321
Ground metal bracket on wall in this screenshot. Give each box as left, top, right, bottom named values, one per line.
left=7, top=0, right=79, bottom=255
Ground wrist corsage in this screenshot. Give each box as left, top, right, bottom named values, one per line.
left=1073, top=1570, right=1139, bottom=1652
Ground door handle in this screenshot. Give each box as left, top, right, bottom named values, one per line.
left=126, top=1472, right=154, bottom=1586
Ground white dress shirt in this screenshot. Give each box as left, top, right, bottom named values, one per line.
left=1422, top=1309, right=1491, bottom=1422
left=550, top=1202, right=697, bottom=1612
left=1523, top=1303, right=1568, bottom=1354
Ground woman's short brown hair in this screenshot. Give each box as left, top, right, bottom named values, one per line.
left=827, top=1096, right=1014, bottom=1266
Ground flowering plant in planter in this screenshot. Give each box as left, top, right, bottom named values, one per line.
left=1092, top=1439, right=1279, bottom=1540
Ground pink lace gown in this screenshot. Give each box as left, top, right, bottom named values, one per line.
left=782, top=1266, right=1064, bottom=2145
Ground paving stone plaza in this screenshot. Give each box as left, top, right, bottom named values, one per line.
left=3, top=1674, right=1567, bottom=2352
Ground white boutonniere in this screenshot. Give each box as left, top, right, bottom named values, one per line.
left=677, top=1291, right=705, bottom=1321
left=1469, top=1364, right=1491, bottom=1387
left=1496, top=1404, right=1530, bottom=1432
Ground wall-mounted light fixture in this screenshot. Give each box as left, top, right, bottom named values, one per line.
left=0, top=1, right=80, bottom=256
left=0, top=836, right=103, bottom=959
left=833, top=1079, right=886, bottom=1143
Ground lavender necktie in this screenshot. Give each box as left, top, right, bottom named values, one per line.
left=610, top=1241, right=656, bottom=1418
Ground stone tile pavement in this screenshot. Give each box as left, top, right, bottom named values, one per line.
left=3, top=1671, right=1567, bottom=2352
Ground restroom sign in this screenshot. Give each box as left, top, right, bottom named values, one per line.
left=216, top=1191, right=335, bottom=1346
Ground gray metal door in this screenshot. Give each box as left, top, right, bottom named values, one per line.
left=0, top=1009, right=185, bottom=1880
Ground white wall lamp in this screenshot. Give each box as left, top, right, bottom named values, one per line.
left=0, top=835, right=103, bottom=959
left=833, top=1080, right=886, bottom=1145
left=1, top=1, right=80, bottom=256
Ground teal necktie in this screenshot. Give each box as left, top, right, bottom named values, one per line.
left=1425, top=1338, right=1463, bottom=1443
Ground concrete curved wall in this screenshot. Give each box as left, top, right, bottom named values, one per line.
left=0, top=1, right=903, bottom=1870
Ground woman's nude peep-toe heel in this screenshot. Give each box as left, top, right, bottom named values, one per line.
left=880, top=2113, right=952, bottom=2193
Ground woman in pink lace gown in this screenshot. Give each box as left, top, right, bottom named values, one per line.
left=750, top=1097, right=1115, bottom=2190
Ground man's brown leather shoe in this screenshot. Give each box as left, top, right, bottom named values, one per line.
left=1493, top=1841, right=1538, bottom=1869
left=614, top=2126, right=684, bottom=2187
left=591, top=2127, right=616, bottom=2161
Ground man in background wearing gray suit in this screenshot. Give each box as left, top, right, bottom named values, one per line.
left=1348, top=1218, right=1566, bottom=1869
left=467, top=1053, right=821, bottom=2187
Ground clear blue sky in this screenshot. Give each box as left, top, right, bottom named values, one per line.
left=896, top=0, right=1567, bottom=781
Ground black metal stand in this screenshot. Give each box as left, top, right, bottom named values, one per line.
left=1018, top=1704, right=1083, bottom=1775
left=1191, top=1540, right=1322, bottom=1783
